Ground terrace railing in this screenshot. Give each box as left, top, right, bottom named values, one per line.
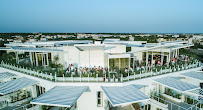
left=150, top=92, right=203, bottom=110
left=0, top=60, right=201, bottom=83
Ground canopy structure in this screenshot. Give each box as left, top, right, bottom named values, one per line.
left=0, top=47, right=11, bottom=50
left=31, top=86, right=89, bottom=107
left=10, top=46, right=63, bottom=52
left=187, top=88, right=203, bottom=97
left=153, top=77, right=199, bottom=92
left=0, top=46, right=63, bottom=52
left=180, top=71, right=203, bottom=81
left=5, top=40, right=92, bottom=47
left=101, top=84, right=149, bottom=107
left=75, top=44, right=105, bottom=51
left=0, top=77, right=38, bottom=95
left=0, top=72, right=17, bottom=81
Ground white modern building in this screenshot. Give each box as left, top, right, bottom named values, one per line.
left=0, top=39, right=194, bottom=71
left=0, top=39, right=202, bottom=110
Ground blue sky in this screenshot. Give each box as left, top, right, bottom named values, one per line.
left=0, top=0, right=203, bottom=33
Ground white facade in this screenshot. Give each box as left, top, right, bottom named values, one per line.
left=1, top=65, right=201, bottom=110
left=1, top=39, right=194, bottom=70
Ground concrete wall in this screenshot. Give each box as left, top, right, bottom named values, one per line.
left=104, top=44, right=126, bottom=54
left=63, top=46, right=80, bottom=68
left=80, top=49, right=104, bottom=68
left=62, top=46, right=105, bottom=68
left=133, top=52, right=143, bottom=61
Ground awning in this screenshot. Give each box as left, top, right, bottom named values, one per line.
left=0, top=72, right=17, bottom=81
left=180, top=71, right=203, bottom=81
left=101, top=84, right=149, bottom=107
left=187, top=88, right=203, bottom=97
left=0, top=77, right=38, bottom=95
left=0, top=46, right=63, bottom=52
left=31, top=86, right=89, bottom=107
left=10, top=46, right=63, bottom=52
left=0, top=47, right=12, bottom=50
left=153, top=77, right=199, bottom=92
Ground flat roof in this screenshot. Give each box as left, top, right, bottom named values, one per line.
left=75, top=44, right=105, bottom=51
left=103, top=41, right=147, bottom=47
left=31, top=86, right=89, bottom=107
left=180, top=71, right=203, bottom=81
left=128, top=43, right=192, bottom=53
left=101, top=84, right=149, bottom=107
left=0, top=77, right=38, bottom=95
left=153, top=77, right=199, bottom=92
left=5, top=40, right=92, bottom=47
left=0, top=72, right=17, bottom=81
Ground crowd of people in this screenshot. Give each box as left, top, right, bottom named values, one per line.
left=65, top=54, right=194, bottom=76
left=170, top=54, right=193, bottom=66
left=66, top=64, right=107, bottom=76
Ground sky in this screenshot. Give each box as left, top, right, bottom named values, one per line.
left=0, top=0, right=203, bottom=33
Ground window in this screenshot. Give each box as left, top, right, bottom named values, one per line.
left=126, top=47, right=131, bottom=52
left=97, top=91, right=102, bottom=107
left=36, top=86, right=46, bottom=96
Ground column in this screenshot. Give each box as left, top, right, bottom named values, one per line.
left=41, top=53, right=44, bottom=66
left=119, top=58, right=121, bottom=70
left=78, top=51, right=80, bottom=68
left=146, top=50, right=148, bottom=66
left=107, top=57, right=109, bottom=77
left=133, top=57, right=135, bottom=71
left=89, top=49, right=90, bottom=68
left=129, top=57, right=130, bottom=69
left=151, top=51, right=153, bottom=66
left=172, top=49, right=175, bottom=58
left=29, top=52, right=33, bottom=66
left=161, top=52, right=164, bottom=66
left=166, top=55, right=169, bottom=63
left=16, top=52, right=19, bottom=64
left=46, top=53, right=49, bottom=66
left=176, top=49, right=178, bottom=58
left=35, top=52, right=38, bottom=66
left=169, top=48, right=171, bottom=63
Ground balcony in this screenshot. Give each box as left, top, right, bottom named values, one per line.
left=0, top=59, right=201, bottom=83
left=150, top=92, right=203, bottom=110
